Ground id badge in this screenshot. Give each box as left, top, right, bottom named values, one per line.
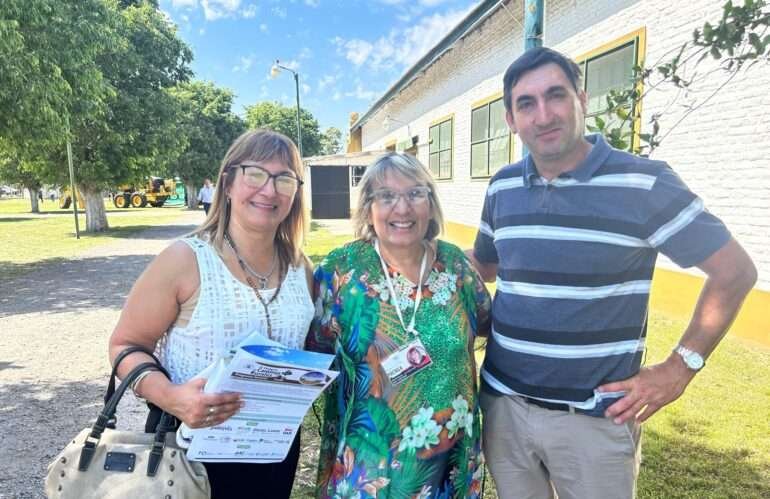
left=381, top=336, right=433, bottom=386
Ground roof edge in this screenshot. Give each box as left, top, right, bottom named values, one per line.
left=350, top=0, right=503, bottom=131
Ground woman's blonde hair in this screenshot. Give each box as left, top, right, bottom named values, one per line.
left=352, top=152, right=444, bottom=241
left=190, top=129, right=308, bottom=270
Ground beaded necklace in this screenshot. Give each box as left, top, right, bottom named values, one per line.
left=225, top=232, right=283, bottom=339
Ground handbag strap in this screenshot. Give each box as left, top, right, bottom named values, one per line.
left=106, top=346, right=170, bottom=430
left=78, top=361, right=161, bottom=472
left=105, top=345, right=164, bottom=404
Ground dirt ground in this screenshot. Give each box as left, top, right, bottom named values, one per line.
left=0, top=211, right=320, bottom=499
left=0, top=211, right=207, bottom=498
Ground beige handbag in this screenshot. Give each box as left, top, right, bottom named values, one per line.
left=45, top=350, right=210, bottom=499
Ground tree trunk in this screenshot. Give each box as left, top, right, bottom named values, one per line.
left=28, top=187, right=40, bottom=213
left=186, top=182, right=198, bottom=210
left=82, top=185, right=109, bottom=232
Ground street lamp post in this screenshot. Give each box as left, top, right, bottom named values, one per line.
left=270, top=60, right=303, bottom=158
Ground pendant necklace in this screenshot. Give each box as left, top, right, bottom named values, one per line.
left=225, top=232, right=283, bottom=339
left=224, top=232, right=277, bottom=289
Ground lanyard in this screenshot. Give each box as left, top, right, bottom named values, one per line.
left=373, top=238, right=427, bottom=335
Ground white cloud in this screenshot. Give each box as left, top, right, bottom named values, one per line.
left=240, top=4, right=257, bottom=18
left=333, top=7, right=470, bottom=71
left=201, top=0, right=241, bottom=20
left=259, top=23, right=269, bottom=33
left=317, top=74, right=338, bottom=92
left=332, top=91, right=342, bottom=101
left=305, top=0, right=320, bottom=6
left=171, top=0, right=198, bottom=8
left=272, top=6, right=287, bottom=18
left=302, top=83, right=311, bottom=95
left=333, top=37, right=373, bottom=67
left=298, top=47, right=312, bottom=60
left=259, top=85, right=269, bottom=98
left=345, top=82, right=377, bottom=101
left=199, top=27, right=206, bottom=35
left=281, top=59, right=300, bottom=71
left=233, top=55, right=255, bottom=72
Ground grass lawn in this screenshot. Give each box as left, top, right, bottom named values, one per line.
left=0, top=197, right=184, bottom=281
left=293, top=225, right=770, bottom=499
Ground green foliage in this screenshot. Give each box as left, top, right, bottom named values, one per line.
left=320, top=126, right=344, bottom=155
left=590, top=0, right=770, bottom=155
left=167, top=81, right=245, bottom=185
left=0, top=0, right=115, bottom=154
left=64, top=1, right=193, bottom=189
left=244, top=101, right=322, bottom=156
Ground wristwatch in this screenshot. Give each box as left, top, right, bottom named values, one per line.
left=674, top=345, right=705, bottom=371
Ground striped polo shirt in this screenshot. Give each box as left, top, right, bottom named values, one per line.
left=474, top=134, right=730, bottom=417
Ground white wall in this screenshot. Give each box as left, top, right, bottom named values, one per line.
left=359, top=0, right=770, bottom=290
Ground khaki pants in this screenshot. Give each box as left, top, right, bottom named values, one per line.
left=480, top=392, right=641, bottom=499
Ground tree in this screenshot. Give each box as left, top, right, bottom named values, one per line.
left=319, top=127, right=343, bottom=155
left=0, top=0, right=114, bottom=154
left=0, top=0, right=192, bottom=231
left=167, top=81, right=245, bottom=209
left=244, top=101, right=322, bottom=157
left=588, top=0, right=770, bottom=155
left=62, top=1, right=192, bottom=231
left=0, top=152, right=43, bottom=213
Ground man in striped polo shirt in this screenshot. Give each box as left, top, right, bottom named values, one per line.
left=469, top=47, right=757, bottom=498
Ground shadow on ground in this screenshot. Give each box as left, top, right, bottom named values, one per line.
left=0, top=379, right=147, bottom=499
left=0, top=254, right=154, bottom=316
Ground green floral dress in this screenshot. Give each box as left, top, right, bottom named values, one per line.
left=308, top=239, right=491, bottom=499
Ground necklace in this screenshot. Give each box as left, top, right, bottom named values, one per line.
left=224, top=232, right=283, bottom=339
left=224, top=232, right=277, bottom=290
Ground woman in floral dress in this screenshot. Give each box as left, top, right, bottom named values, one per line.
left=308, top=153, right=491, bottom=499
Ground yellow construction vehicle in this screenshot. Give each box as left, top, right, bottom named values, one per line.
left=112, top=177, right=176, bottom=208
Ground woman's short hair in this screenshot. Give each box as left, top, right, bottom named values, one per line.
left=191, top=129, right=308, bottom=269
left=353, top=152, right=444, bottom=241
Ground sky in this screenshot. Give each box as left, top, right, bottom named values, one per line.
left=159, top=0, right=480, bottom=138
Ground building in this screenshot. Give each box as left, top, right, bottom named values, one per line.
left=337, top=0, right=769, bottom=345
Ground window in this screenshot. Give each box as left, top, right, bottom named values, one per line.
left=428, top=118, right=452, bottom=179
left=580, top=39, right=639, bottom=150
left=351, top=166, right=366, bottom=187
left=470, top=98, right=511, bottom=177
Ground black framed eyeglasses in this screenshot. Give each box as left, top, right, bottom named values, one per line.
left=231, top=164, right=303, bottom=196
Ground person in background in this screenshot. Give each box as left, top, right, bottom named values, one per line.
left=198, top=177, right=215, bottom=215
left=109, top=129, right=314, bottom=498
left=308, top=152, right=491, bottom=498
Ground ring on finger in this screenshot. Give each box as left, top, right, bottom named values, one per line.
left=208, top=405, right=216, bottom=415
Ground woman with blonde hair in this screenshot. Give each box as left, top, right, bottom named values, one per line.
left=109, top=129, right=314, bottom=498
left=308, top=152, right=491, bottom=498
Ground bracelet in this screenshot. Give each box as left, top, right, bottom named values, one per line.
left=130, top=368, right=157, bottom=401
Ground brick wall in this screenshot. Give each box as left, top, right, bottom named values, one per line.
left=359, top=0, right=770, bottom=290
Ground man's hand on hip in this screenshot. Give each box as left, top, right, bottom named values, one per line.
left=598, top=355, right=695, bottom=424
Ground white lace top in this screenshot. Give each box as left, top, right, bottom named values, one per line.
left=157, top=237, right=314, bottom=384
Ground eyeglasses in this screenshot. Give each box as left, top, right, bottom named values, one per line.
left=232, top=164, right=303, bottom=196
left=370, top=186, right=431, bottom=207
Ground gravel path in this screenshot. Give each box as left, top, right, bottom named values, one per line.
left=0, top=211, right=205, bottom=499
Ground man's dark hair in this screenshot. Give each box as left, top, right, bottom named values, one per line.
left=503, top=47, right=583, bottom=113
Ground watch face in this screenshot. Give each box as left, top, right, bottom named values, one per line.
left=685, top=352, right=704, bottom=370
